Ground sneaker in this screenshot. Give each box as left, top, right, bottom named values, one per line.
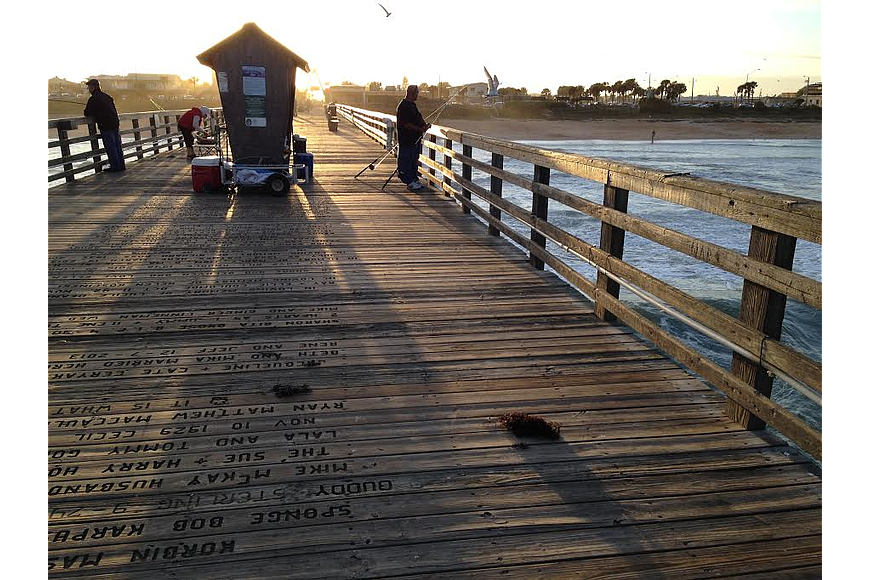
left=408, top=180, right=422, bottom=191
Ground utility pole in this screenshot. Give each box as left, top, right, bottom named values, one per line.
left=691, top=77, right=694, bottom=102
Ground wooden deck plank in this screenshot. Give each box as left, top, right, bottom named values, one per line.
left=48, top=112, right=820, bottom=577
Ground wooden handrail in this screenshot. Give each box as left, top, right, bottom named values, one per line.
left=48, top=108, right=225, bottom=183
left=337, top=103, right=822, bottom=461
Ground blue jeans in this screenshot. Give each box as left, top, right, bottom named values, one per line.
left=397, top=142, right=421, bottom=184
left=101, top=129, right=126, bottom=170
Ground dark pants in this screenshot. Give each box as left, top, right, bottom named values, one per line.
left=101, top=129, right=125, bottom=170
left=179, top=126, right=195, bottom=148
left=397, top=142, right=422, bottom=185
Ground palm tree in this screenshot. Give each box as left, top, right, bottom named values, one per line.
left=657, top=79, right=671, bottom=100
left=600, top=82, right=611, bottom=104
left=668, top=82, right=688, bottom=102
left=612, top=80, right=624, bottom=104
left=746, top=81, right=758, bottom=103
left=632, top=84, right=646, bottom=102
left=587, top=83, right=604, bottom=103
left=621, top=78, right=638, bottom=103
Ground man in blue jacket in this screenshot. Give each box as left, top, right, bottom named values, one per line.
left=84, top=79, right=125, bottom=172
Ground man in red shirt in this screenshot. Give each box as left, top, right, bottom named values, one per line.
left=178, top=106, right=211, bottom=159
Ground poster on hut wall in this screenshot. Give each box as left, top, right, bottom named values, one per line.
left=242, top=66, right=267, bottom=127
left=218, top=72, right=228, bottom=93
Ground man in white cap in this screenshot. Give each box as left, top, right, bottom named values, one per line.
left=178, top=105, right=211, bottom=159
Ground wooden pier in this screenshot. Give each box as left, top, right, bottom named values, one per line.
left=48, top=110, right=821, bottom=577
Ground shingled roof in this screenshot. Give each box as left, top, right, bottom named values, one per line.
left=197, top=22, right=310, bottom=72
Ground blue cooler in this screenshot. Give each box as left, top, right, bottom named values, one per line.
left=294, top=152, right=314, bottom=179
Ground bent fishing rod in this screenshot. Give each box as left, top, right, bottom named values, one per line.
left=379, top=97, right=456, bottom=190
left=354, top=93, right=458, bottom=179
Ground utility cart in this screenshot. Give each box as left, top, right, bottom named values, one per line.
left=191, top=127, right=309, bottom=195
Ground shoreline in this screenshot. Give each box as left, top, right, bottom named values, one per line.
left=440, top=118, right=822, bottom=141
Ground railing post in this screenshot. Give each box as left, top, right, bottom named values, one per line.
left=428, top=135, right=436, bottom=180
left=595, top=183, right=630, bottom=321
left=727, top=226, right=797, bottom=429
left=56, top=120, right=75, bottom=184
left=530, top=164, right=550, bottom=269
left=132, top=118, right=144, bottom=160
left=164, top=114, right=172, bottom=150
left=87, top=121, right=102, bottom=174
left=489, top=153, right=503, bottom=236
left=175, top=114, right=183, bottom=148
left=443, top=139, right=453, bottom=197
left=461, top=145, right=472, bottom=214
left=150, top=115, right=159, bottom=154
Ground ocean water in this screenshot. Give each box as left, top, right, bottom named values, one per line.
left=463, top=139, right=822, bottom=432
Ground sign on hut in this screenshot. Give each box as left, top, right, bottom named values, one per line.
left=197, top=23, right=310, bottom=164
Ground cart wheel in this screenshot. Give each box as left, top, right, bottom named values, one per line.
left=267, top=173, right=290, bottom=196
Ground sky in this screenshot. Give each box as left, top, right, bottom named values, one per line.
left=38, top=0, right=822, bottom=97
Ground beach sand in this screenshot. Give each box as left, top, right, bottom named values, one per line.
left=440, top=118, right=821, bottom=141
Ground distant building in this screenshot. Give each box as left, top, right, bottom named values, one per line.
left=85, top=73, right=188, bottom=93
left=449, top=82, right=489, bottom=101
left=48, top=76, right=83, bottom=95
left=805, top=82, right=822, bottom=107
left=325, top=84, right=366, bottom=107
left=778, top=83, right=821, bottom=107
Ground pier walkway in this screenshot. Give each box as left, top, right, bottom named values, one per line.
left=48, top=112, right=821, bottom=577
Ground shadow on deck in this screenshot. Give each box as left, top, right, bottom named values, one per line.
left=47, top=113, right=821, bottom=578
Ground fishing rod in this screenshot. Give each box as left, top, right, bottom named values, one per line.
left=354, top=92, right=458, bottom=179
left=48, top=98, right=88, bottom=105
left=378, top=94, right=457, bottom=190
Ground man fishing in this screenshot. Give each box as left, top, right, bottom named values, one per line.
left=84, top=79, right=125, bottom=172
left=396, top=85, right=430, bottom=191
left=178, top=105, right=211, bottom=160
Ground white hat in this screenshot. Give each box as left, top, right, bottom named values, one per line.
left=199, top=106, right=211, bottom=117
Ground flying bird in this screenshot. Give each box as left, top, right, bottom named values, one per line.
left=378, top=3, right=392, bottom=17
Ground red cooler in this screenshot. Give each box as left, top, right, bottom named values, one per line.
left=191, top=156, right=221, bottom=192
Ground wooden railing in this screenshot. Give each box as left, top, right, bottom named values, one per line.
left=48, top=108, right=225, bottom=183
left=337, top=103, right=823, bottom=461
left=335, top=105, right=393, bottom=149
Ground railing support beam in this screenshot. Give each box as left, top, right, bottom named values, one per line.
left=428, top=135, right=437, bottom=179
left=56, top=120, right=76, bottom=184
left=530, top=164, right=550, bottom=270
left=461, top=145, right=472, bottom=214
left=727, top=226, right=797, bottom=429
left=149, top=115, right=159, bottom=154
left=489, top=153, right=503, bottom=236
left=443, top=139, right=453, bottom=197
left=595, top=184, right=630, bottom=321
